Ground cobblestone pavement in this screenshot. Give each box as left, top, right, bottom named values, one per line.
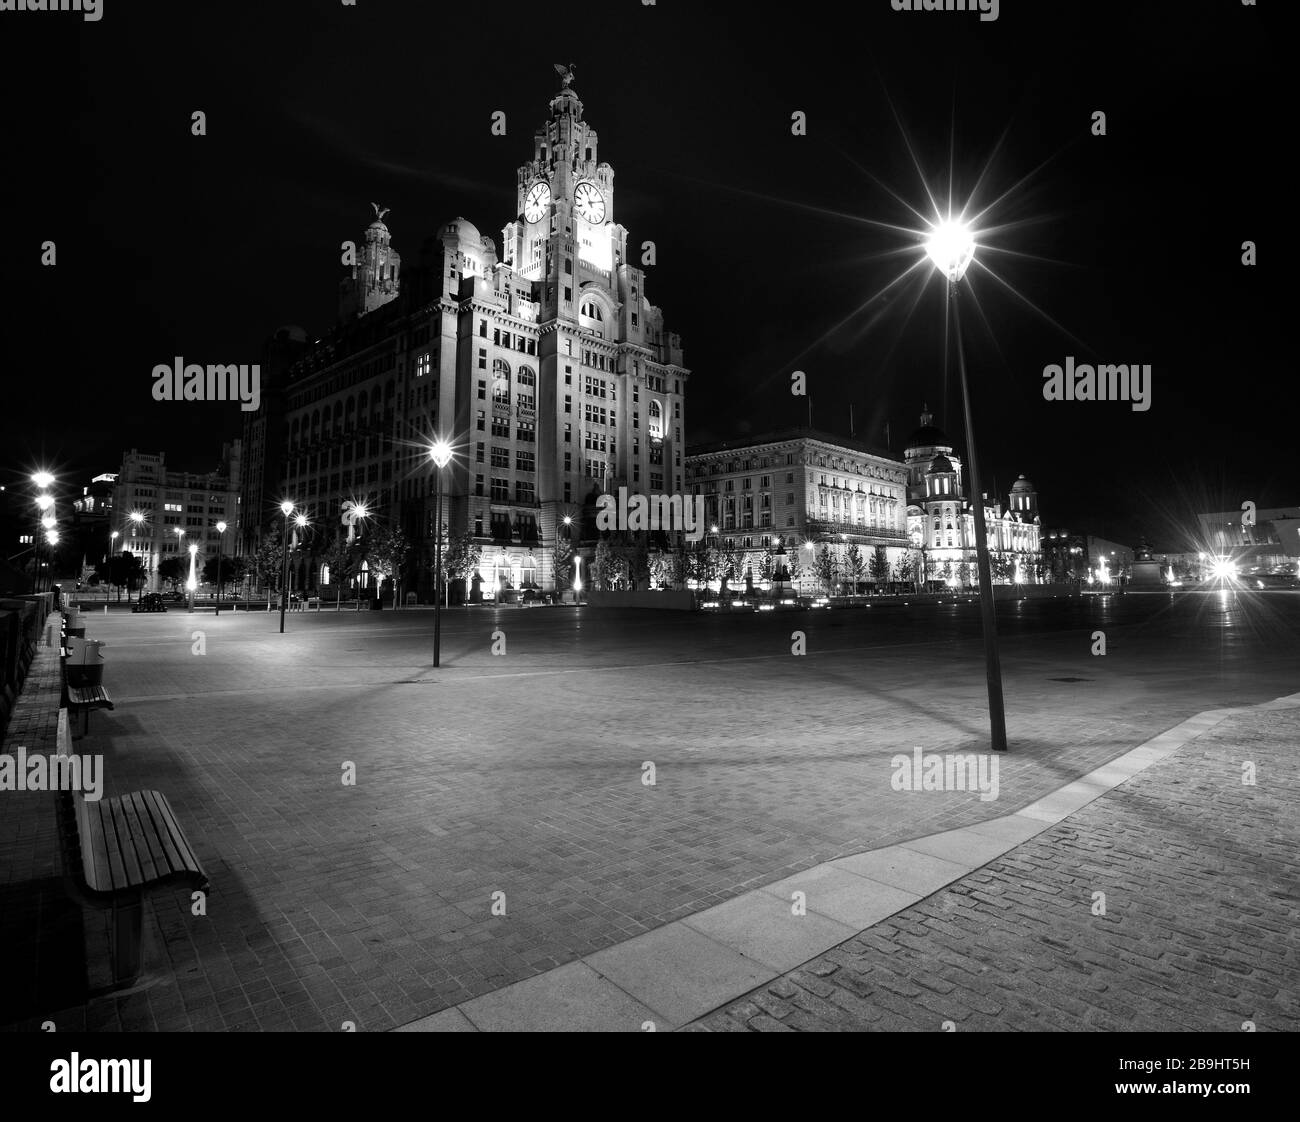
left=688, top=704, right=1300, bottom=1032
left=2, top=595, right=1297, bottom=1031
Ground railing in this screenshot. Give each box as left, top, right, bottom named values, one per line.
left=805, top=520, right=909, bottom=544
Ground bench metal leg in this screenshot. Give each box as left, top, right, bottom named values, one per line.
left=110, top=890, right=144, bottom=985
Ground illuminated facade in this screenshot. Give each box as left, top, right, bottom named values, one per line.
left=903, top=407, right=1043, bottom=585
left=113, top=445, right=242, bottom=592
left=243, top=70, right=689, bottom=598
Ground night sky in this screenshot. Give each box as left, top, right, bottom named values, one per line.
left=0, top=0, right=1284, bottom=546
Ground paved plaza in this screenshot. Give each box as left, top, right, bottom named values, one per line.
left=2, top=592, right=1297, bottom=1031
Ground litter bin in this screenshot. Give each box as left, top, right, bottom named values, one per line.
left=66, top=637, right=106, bottom=689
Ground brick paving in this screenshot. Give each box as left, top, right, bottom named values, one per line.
left=688, top=703, right=1300, bottom=1032
left=1, top=596, right=1297, bottom=1031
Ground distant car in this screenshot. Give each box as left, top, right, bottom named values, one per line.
left=1251, top=573, right=1298, bottom=590
left=132, top=593, right=167, bottom=613
left=159, top=590, right=185, bottom=601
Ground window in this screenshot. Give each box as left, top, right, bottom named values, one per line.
left=517, top=422, right=535, bottom=443
left=476, top=442, right=485, bottom=463
left=478, top=349, right=487, bottom=370
left=491, top=446, right=509, bottom=468
left=564, top=395, right=572, bottom=414
left=491, top=419, right=510, bottom=438
left=490, top=478, right=510, bottom=501
left=516, top=450, right=535, bottom=472
left=476, top=409, right=486, bottom=431
left=518, top=366, right=535, bottom=388
left=515, top=480, right=535, bottom=503
left=563, top=286, right=572, bottom=302
left=564, top=423, right=572, bottom=443
left=416, top=352, right=431, bottom=378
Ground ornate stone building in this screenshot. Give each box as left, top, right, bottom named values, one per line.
left=903, top=407, right=1042, bottom=585
left=239, top=70, right=689, bottom=597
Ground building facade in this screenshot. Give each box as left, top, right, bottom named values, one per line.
left=241, top=70, right=689, bottom=598
left=113, top=445, right=242, bottom=592
left=902, top=408, right=1043, bottom=586
left=686, top=430, right=910, bottom=587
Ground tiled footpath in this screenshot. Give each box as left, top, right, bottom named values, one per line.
left=687, top=698, right=1300, bottom=1032
left=398, top=694, right=1300, bottom=1031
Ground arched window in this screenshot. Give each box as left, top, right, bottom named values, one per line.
left=579, top=299, right=603, bottom=321
left=517, top=366, right=535, bottom=388
left=493, top=358, right=511, bottom=402
left=648, top=399, right=663, bottom=440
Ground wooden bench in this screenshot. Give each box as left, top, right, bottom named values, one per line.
left=59, top=620, right=115, bottom=737
left=54, top=710, right=209, bottom=988
left=66, top=685, right=115, bottom=736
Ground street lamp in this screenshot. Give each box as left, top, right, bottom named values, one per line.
left=279, top=501, right=294, bottom=634
left=925, top=215, right=1007, bottom=752
left=186, top=542, right=199, bottom=612
left=126, top=511, right=145, bottom=602
left=215, top=521, right=227, bottom=614
left=429, top=439, right=453, bottom=667
left=109, top=530, right=119, bottom=603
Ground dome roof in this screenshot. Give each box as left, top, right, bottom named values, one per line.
left=905, top=405, right=951, bottom=451
left=928, top=454, right=954, bottom=474
left=442, top=216, right=481, bottom=243
left=1011, top=474, right=1035, bottom=493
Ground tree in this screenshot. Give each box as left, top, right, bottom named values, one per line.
left=553, top=537, right=574, bottom=591
left=364, top=524, right=411, bottom=604
left=868, top=546, right=889, bottom=587
left=718, top=539, right=741, bottom=593
left=157, top=557, right=186, bottom=592
left=316, top=534, right=360, bottom=609
left=79, top=560, right=98, bottom=588
left=988, top=551, right=1013, bottom=583
left=786, top=545, right=805, bottom=587
left=202, top=555, right=249, bottom=595
left=844, top=544, right=864, bottom=592
left=443, top=531, right=482, bottom=603
left=647, top=550, right=673, bottom=589
left=815, top=545, right=835, bottom=593
left=100, top=550, right=145, bottom=601
left=253, top=535, right=285, bottom=592
left=895, top=551, right=916, bottom=589
left=592, top=540, right=615, bottom=590
left=759, top=545, right=776, bottom=581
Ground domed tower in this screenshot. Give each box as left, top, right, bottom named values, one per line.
left=439, top=216, right=498, bottom=299
left=903, top=405, right=962, bottom=503
left=925, top=454, right=958, bottom=500
left=1009, top=474, right=1039, bottom=522
left=339, top=204, right=402, bottom=321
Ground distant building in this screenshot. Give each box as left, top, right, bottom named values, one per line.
left=1198, top=506, right=1300, bottom=573
left=113, top=445, right=242, bottom=592
left=902, top=408, right=1043, bottom=587
left=685, top=408, right=1044, bottom=590
left=686, top=429, right=909, bottom=587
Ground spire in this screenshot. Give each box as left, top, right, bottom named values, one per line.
left=920, top=403, right=933, bottom=427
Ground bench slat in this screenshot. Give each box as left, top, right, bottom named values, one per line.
left=136, top=790, right=186, bottom=877
left=109, top=796, right=148, bottom=886
left=80, top=800, right=122, bottom=893
left=146, top=791, right=205, bottom=881
left=126, top=791, right=168, bottom=882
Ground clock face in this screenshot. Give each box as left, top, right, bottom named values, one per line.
left=523, top=181, right=551, bottom=223
left=573, top=182, right=606, bottom=224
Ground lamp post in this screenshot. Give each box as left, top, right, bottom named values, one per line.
left=215, top=521, right=227, bottom=614
left=278, top=501, right=294, bottom=634
left=925, top=217, right=1007, bottom=752
left=429, top=439, right=453, bottom=667
left=186, top=542, right=198, bottom=612
left=125, top=511, right=146, bottom=602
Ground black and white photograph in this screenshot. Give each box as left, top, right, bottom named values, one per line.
left=0, top=0, right=1291, bottom=1100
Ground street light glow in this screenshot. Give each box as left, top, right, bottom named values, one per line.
left=924, top=217, right=976, bottom=282
left=41, top=515, right=56, bottom=530
left=215, top=521, right=227, bottom=534
left=295, top=514, right=309, bottom=529
left=280, top=501, right=294, bottom=516
left=31, top=471, right=54, bottom=489
left=36, top=493, right=54, bottom=511
left=429, top=439, right=453, bottom=469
